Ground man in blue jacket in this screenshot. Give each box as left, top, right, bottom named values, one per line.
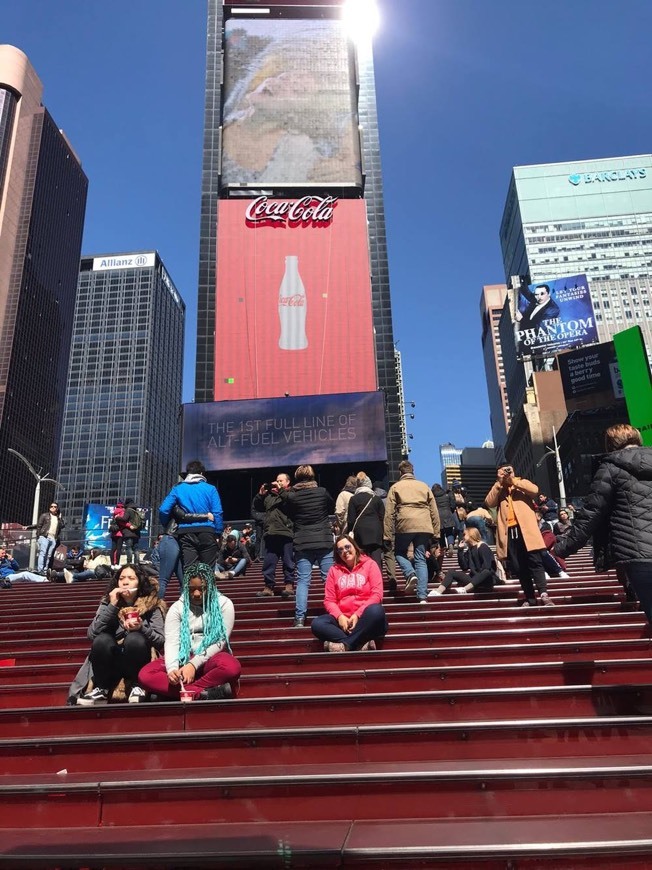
left=159, top=460, right=223, bottom=570
left=0, top=548, right=19, bottom=589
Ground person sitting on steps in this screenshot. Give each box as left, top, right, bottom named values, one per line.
left=428, top=527, right=498, bottom=597
left=311, top=536, right=387, bottom=653
left=139, top=562, right=241, bottom=701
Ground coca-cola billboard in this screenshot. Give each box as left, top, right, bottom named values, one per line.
left=214, top=199, right=377, bottom=401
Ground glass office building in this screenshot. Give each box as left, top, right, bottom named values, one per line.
left=57, top=253, right=185, bottom=536
left=500, top=154, right=652, bottom=357
left=0, top=46, right=88, bottom=524
left=196, top=0, right=403, bottom=481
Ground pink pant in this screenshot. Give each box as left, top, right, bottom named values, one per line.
left=139, top=652, right=241, bottom=699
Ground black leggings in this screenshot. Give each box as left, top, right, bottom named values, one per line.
left=441, top=568, right=494, bottom=591
left=506, top=527, right=547, bottom=603
left=89, top=631, right=152, bottom=691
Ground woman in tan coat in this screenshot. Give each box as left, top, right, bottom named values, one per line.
left=485, top=465, right=553, bottom=607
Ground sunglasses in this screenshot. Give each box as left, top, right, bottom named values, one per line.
left=337, top=544, right=354, bottom=554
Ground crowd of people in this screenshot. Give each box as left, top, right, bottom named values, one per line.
left=6, top=423, right=652, bottom=706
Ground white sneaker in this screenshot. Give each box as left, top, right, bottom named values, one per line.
left=558, top=571, right=570, bottom=579
left=128, top=686, right=147, bottom=703
left=63, top=568, right=74, bottom=584
left=427, top=589, right=443, bottom=598
left=455, top=587, right=468, bottom=594
left=77, top=687, right=108, bottom=706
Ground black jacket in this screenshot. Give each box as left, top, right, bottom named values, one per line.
left=431, top=485, right=454, bottom=527
left=459, top=542, right=496, bottom=576
left=555, top=446, right=652, bottom=564
left=252, top=491, right=293, bottom=539
left=281, top=485, right=334, bottom=550
left=33, top=512, right=64, bottom=539
left=347, top=489, right=385, bottom=549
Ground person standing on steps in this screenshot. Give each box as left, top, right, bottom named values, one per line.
left=159, top=460, right=223, bottom=570
left=252, top=472, right=295, bottom=599
left=30, top=502, right=64, bottom=575
left=277, top=465, right=335, bottom=628
left=347, top=472, right=385, bottom=571
left=554, top=424, right=652, bottom=621
left=383, top=460, right=440, bottom=604
left=485, top=464, right=554, bottom=607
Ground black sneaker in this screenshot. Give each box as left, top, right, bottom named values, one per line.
left=404, top=574, right=417, bottom=594
left=293, top=618, right=305, bottom=628
left=77, top=687, right=109, bottom=706
left=199, top=683, right=233, bottom=701
left=0, top=579, right=11, bottom=590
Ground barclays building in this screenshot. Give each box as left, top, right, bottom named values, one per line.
left=499, top=154, right=652, bottom=354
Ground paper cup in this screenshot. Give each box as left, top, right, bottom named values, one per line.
left=180, top=689, right=193, bottom=703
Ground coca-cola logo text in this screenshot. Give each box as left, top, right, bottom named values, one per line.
left=278, top=294, right=305, bottom=306
left=246, top=195, right=337, bottom=228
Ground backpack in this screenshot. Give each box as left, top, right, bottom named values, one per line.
left=128, top=507, right=145, bottom=533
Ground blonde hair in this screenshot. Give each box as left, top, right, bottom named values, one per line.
left=294, top=465, right=316, bottom=483
left=605, top=424, right=642, bottom=453
left=464, top=527, right=482, bottom=544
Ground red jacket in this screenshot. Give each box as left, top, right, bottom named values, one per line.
left=324, top=555, right=383, bottom=619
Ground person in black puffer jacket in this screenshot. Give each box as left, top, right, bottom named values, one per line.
left=555, top=424, right=652, bottom=619
left=278, top=465, right=334, bottom=628
left=432, top=483, right=456, bottom=555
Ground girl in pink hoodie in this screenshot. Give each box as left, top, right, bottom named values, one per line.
left=311, top=536, right=388, bottom=652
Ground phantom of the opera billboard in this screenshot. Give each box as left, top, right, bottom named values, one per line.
left=214, top=197, right=377, bottom=401
left=221, top=16, right=362, bottom=189
left=183, top=391, right=388, bottom=471
left=515, top=273, right=598, bottom=359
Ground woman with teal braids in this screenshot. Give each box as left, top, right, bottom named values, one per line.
left=139, top=562, right=241, bottom=700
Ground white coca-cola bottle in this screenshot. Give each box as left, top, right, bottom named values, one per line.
left=278, top=255, right=308, bottom=350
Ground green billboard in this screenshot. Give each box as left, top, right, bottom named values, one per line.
left=613, top=326, right=652, bottom=446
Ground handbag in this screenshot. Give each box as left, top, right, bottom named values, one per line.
left=348, top=496, right=374, bottom=540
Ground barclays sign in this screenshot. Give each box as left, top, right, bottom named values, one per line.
left=568, top=168, right=647, bottom=186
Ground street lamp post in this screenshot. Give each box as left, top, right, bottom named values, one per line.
left=7, top=448, right=64, bottom=571
left=535, top=427, right=567, bottom=510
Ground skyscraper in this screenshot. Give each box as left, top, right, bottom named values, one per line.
left=193, top=0, right=402, bottom=510
left=480, top=284, right=510, bottom=459
left=493, top=155, right=652, bottom=494
left=0, top=45, right=88, bottom=523
left=500, top=155, right=652, bottom=356
left=57, top=252, right=185, bottom=536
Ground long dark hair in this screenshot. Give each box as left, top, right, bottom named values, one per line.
left=102, top=563, right=156, bottom=603
left=332, top=534, right=363, bottom=568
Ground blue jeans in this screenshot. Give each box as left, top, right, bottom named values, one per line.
left=217, top=558, right=247, bottom=577
left=158, top=534, right=183, bottom=597
left=7, top=570, right=48, bottom=583
left=37, top=536, right=56, bottom=573
left=311, top=603, right=388, bottom=650
left=395, top=533, right=431, bottom=600
left=295, top=548, right=334, bottom=621
left=71, top=570, right=96, bottom=583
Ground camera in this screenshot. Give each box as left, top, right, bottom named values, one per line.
left=502, top=466, right=513, bottom=475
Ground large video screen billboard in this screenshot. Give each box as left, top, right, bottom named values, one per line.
left=214, top=198, right=377, bottom=401
left=515, top=273, right=598, bottom=359
left=183, top=391, right=387, bottom=471
left=221, top=17, right=362, bottom=188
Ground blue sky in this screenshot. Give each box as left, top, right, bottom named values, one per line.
left=4, top=0, right=652, bottom=485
